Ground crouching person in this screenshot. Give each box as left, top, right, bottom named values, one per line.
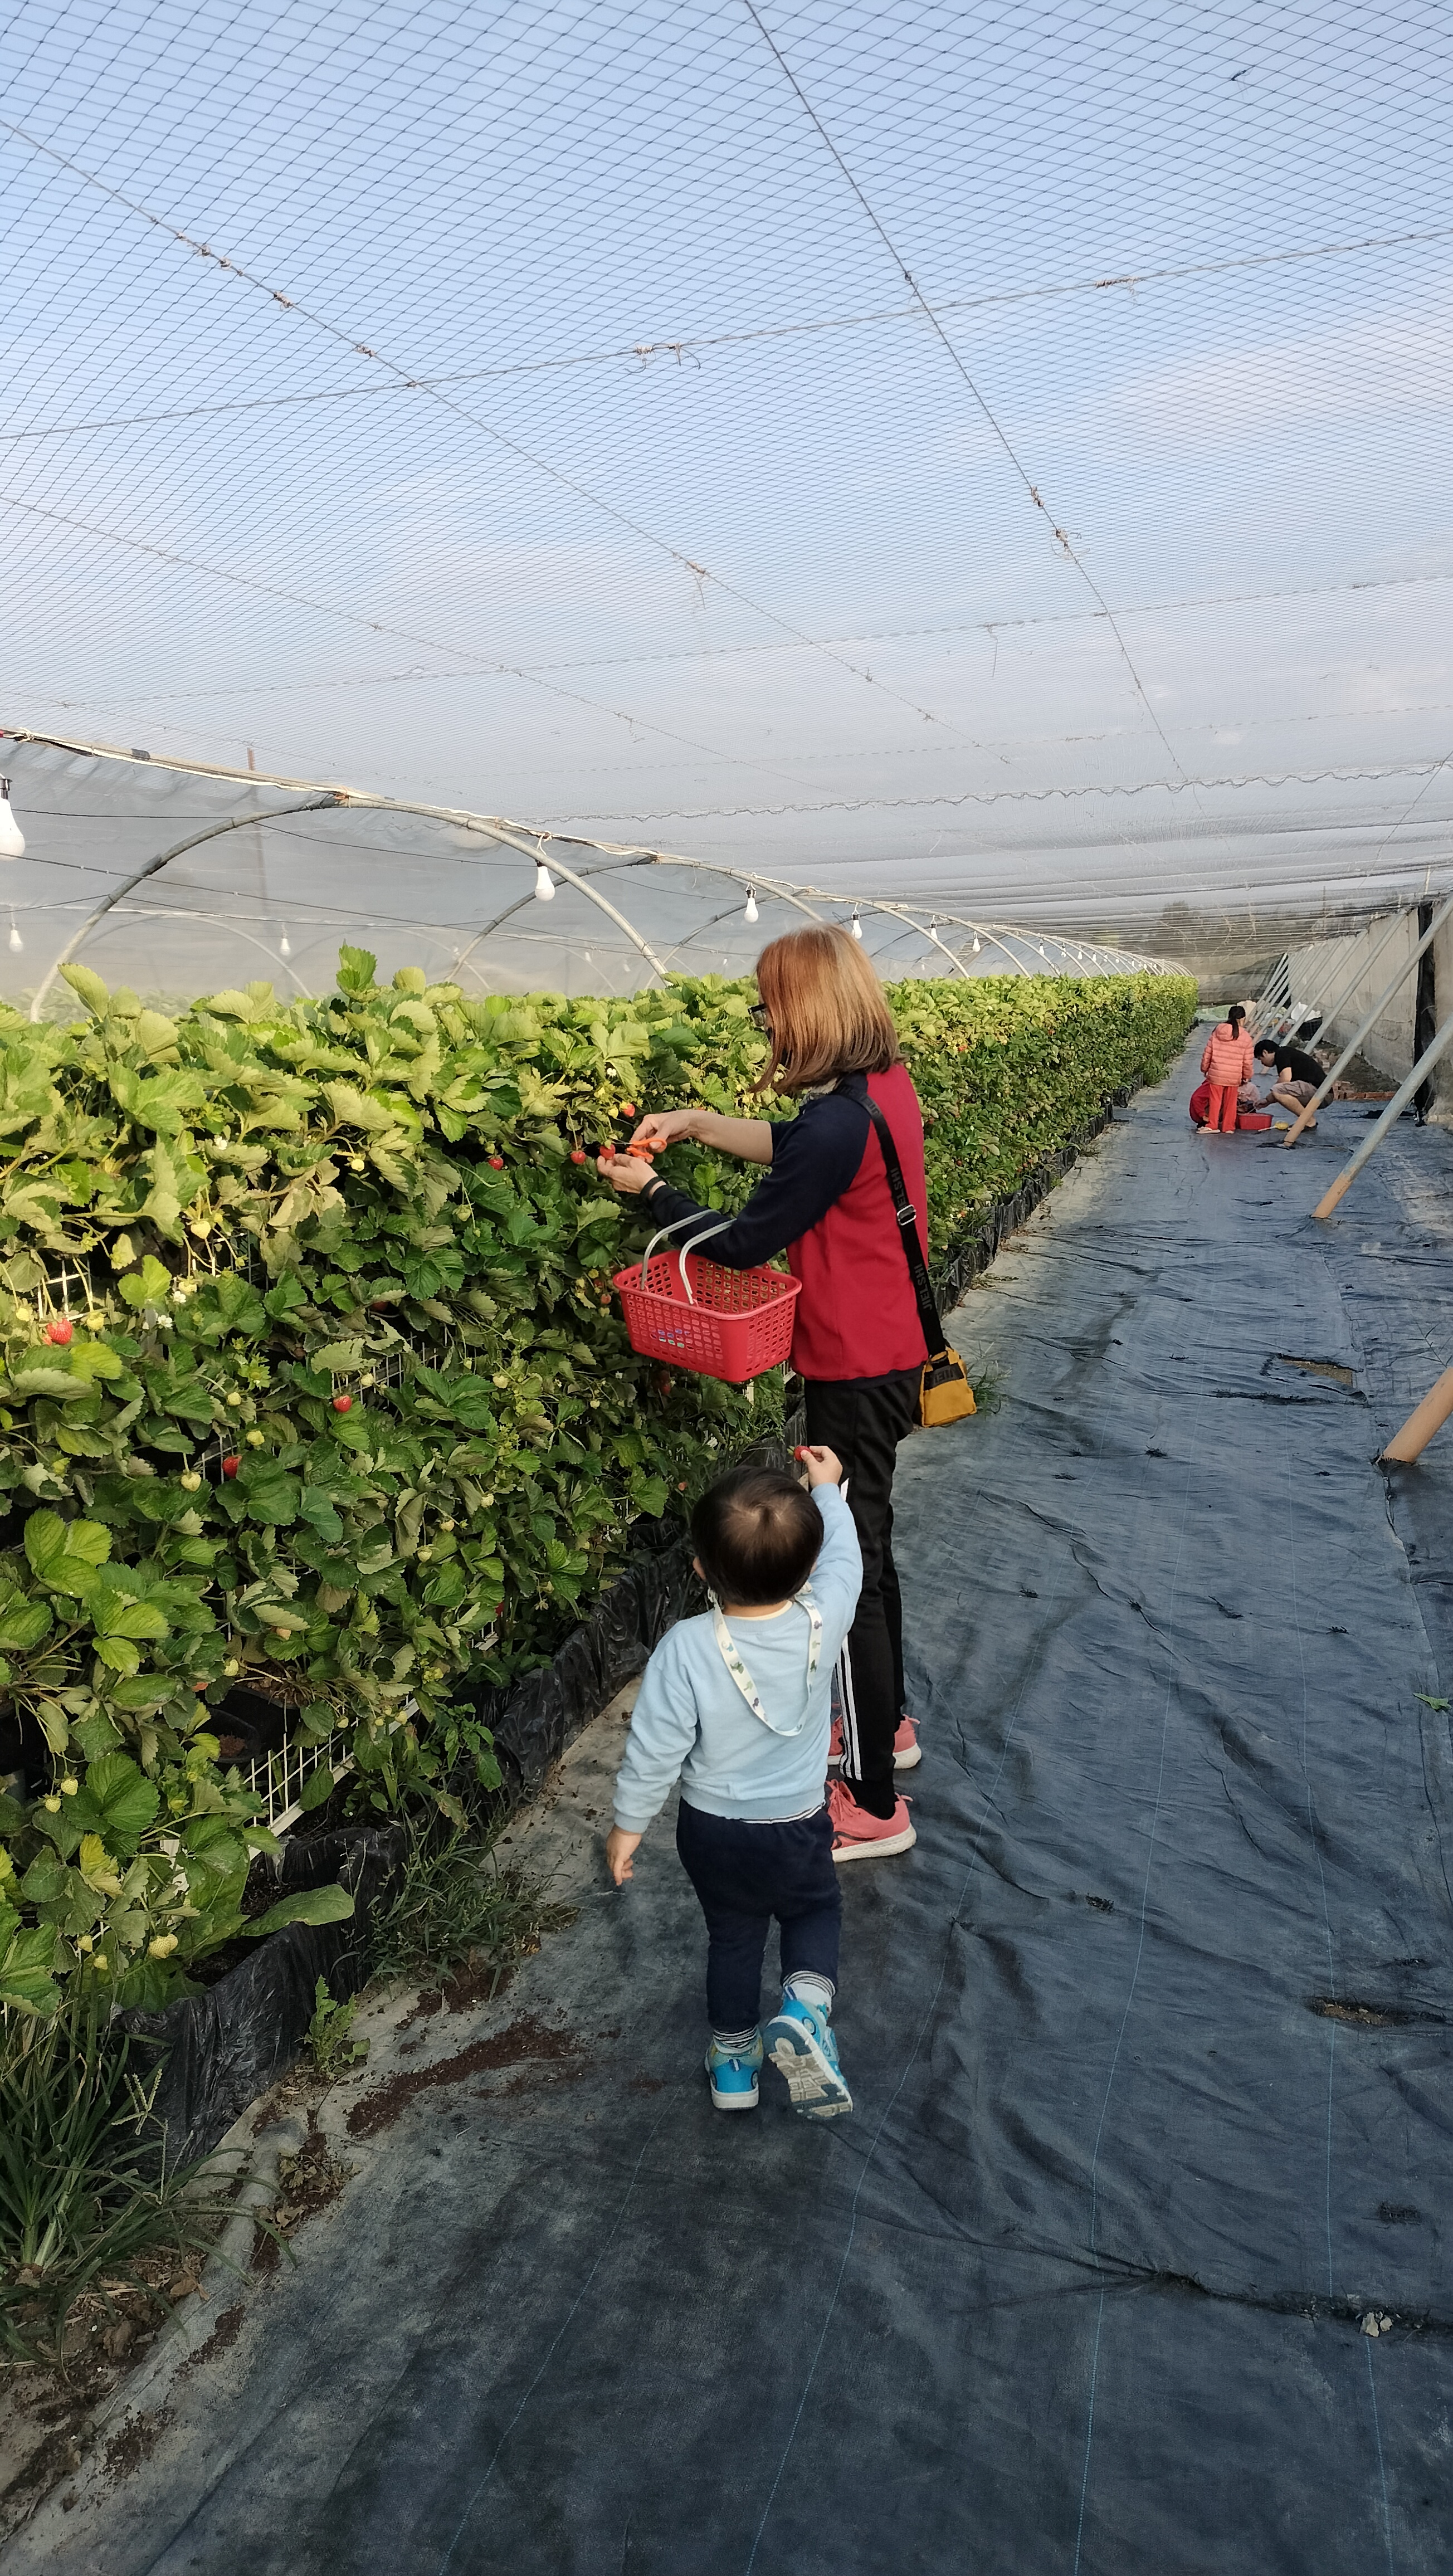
left=606, top=1449, right=861, bottom=2120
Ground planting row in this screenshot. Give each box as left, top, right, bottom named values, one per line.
left=0, top=952, right=1196, bottom=2012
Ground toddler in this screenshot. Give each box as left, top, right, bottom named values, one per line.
left=606, top=1448, right=862, bottom=2119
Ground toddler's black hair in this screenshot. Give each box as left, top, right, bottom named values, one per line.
left=691, top=1466, right=822, bottom=1608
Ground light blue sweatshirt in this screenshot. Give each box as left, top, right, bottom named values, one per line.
left=612, top=1485, right=862, bottom=1831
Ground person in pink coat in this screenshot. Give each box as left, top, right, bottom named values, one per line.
left=1200, top=1004, right=1254, bottom=1134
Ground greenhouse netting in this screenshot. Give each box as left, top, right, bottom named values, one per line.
left=3, top=2, right=1451, bottom=976
left=0, top=731, right=1174, bottom=1012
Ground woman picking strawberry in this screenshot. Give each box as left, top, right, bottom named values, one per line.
left=597, top=924, right=939, bottom=1865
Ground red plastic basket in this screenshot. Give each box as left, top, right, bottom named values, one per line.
left=613, top=1248, right=801, bottom=1384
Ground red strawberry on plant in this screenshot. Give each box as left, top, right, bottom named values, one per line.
left=333, top=1393, right=353, bottom=1413
left=487, top=1154, right=505, bottom=1169
left=570, top=1148, right=587, bottom=1164
left=620, top=1101, right=636, bottom=1118
left=45, top=1318, right=74, bottom=1346
left=222, top=1455, right=240, bottom=1478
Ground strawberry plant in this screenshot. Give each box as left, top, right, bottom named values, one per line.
left=0, top=951, right=1193, bottom=2011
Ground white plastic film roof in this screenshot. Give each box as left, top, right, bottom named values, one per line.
left=3, top=3, right=1451, bottom=953
left=0, top=732, right=1171, bottom=1011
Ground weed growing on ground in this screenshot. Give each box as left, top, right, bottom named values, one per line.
left=367, top=1821, right=574, bottom=1995
left=963, top=1348, right=1005, bottom=1414
left=0, top=1990, right=233, bottom=2368
left=305, top=1977, right=369, bottom=2080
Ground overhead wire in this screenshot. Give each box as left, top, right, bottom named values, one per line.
left=735, top=0, right=1197, bottom=788
left=0, top=100, right=994, bottom=755
left=2, top=0, right=1451, bottom=938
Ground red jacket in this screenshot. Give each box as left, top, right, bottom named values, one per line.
left=642, top=1062, right=930, bottom=1382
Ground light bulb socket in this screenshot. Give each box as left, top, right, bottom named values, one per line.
left=0, top=780, right=25, bottom=861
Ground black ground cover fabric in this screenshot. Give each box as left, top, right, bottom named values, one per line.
left=121, top=1824, right=407, bottom=2167
left=13, top=1041, right=1453, bottom=2575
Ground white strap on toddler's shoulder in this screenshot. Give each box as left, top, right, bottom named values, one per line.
left=710, top=1587, right=822, bottom=1736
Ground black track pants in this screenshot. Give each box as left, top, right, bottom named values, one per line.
left=804, top=1366, right=919, bottom=1818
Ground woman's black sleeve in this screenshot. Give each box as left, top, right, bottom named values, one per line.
left=636, top=1095, right=868, bottom=1268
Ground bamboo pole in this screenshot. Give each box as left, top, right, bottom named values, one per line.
left=1284, top=897, right=1453, bottom=1145
left=1314, top=1002, right=1453, bottom=1218
left=1381, top=1366, right=1453, bottom=1465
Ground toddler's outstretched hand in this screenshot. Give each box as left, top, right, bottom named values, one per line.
left=794, top=1443, right=842, bottom=1489
left=606, top=1826, right=641, bottom=1886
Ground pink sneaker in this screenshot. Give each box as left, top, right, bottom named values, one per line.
left=828, top=1778, right=916, bottom=1862
left=893, top=1715, right=921, bottom=1771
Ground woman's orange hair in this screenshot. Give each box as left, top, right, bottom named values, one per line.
left=753, top=924, right=901, bottom=1094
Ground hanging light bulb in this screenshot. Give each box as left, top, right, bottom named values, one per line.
left=971, top=933, right=981, bottom=955
left=7, top=911, right=21, bottom=954
left=279, top=925, right=292, bottom=959
left=0, top=780, right=24, bottom=861
left=1038, top=944, right=1048, bottom=960
left=851, top=909, right=863, bottom=941
left=535, top=861, right=555, bottom=901
left=744, top=886, right=759, bottom=925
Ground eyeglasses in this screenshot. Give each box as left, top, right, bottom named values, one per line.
left=748, top=1003, right=772, bottom=1033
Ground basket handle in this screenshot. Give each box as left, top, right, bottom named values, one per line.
left=674, top=1218, right=734, bottom=1306
left=638, top=1200, right=726, bottom=1288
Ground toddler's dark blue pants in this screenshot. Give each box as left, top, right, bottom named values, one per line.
left=676, top=1801, right=841, bottom=2030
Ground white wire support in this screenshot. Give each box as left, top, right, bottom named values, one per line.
left=240, top=1668, right=498, bottom=1835
left=244, top=1730, right=356, bottom=1836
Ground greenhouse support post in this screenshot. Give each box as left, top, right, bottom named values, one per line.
left=1313, top=1003, right=1453, bottom=1218
left=1285, top=899, right=1450, bottom=1145
left=1381, top=1366, right=1453, bottom=1465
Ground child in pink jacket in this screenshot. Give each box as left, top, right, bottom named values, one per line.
left=1200, top=1006, right=1254, bottom=1134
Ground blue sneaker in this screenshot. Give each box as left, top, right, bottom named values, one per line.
left=705, top=2031, right=763, bottom=2111
left=763, top=1997, right=852, bottom=2119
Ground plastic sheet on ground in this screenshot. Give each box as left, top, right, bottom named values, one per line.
left=16, top=1043, right=1453, bottom=2574
left=121, top=1824, right=407, bottom=2168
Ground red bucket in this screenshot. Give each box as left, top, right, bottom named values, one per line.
left=613, top=1249, right=801, bottom=1384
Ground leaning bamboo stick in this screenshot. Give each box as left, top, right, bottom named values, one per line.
left=1381, top=1366, right=1453, bottom=1465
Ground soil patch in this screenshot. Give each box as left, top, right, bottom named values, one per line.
left=250, top=2119, right=354, bottom=2272
left=175, top=2304, right=246, bottom=2378
left=1307, top=1996, right=1445, bottom=2027
left=347, top=2016, right=583, bottom=2140
left=103, top=2408, right=172, bottom=2483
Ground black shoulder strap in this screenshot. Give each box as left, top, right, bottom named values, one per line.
left=854, top=1088, right=949, bottom=1362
